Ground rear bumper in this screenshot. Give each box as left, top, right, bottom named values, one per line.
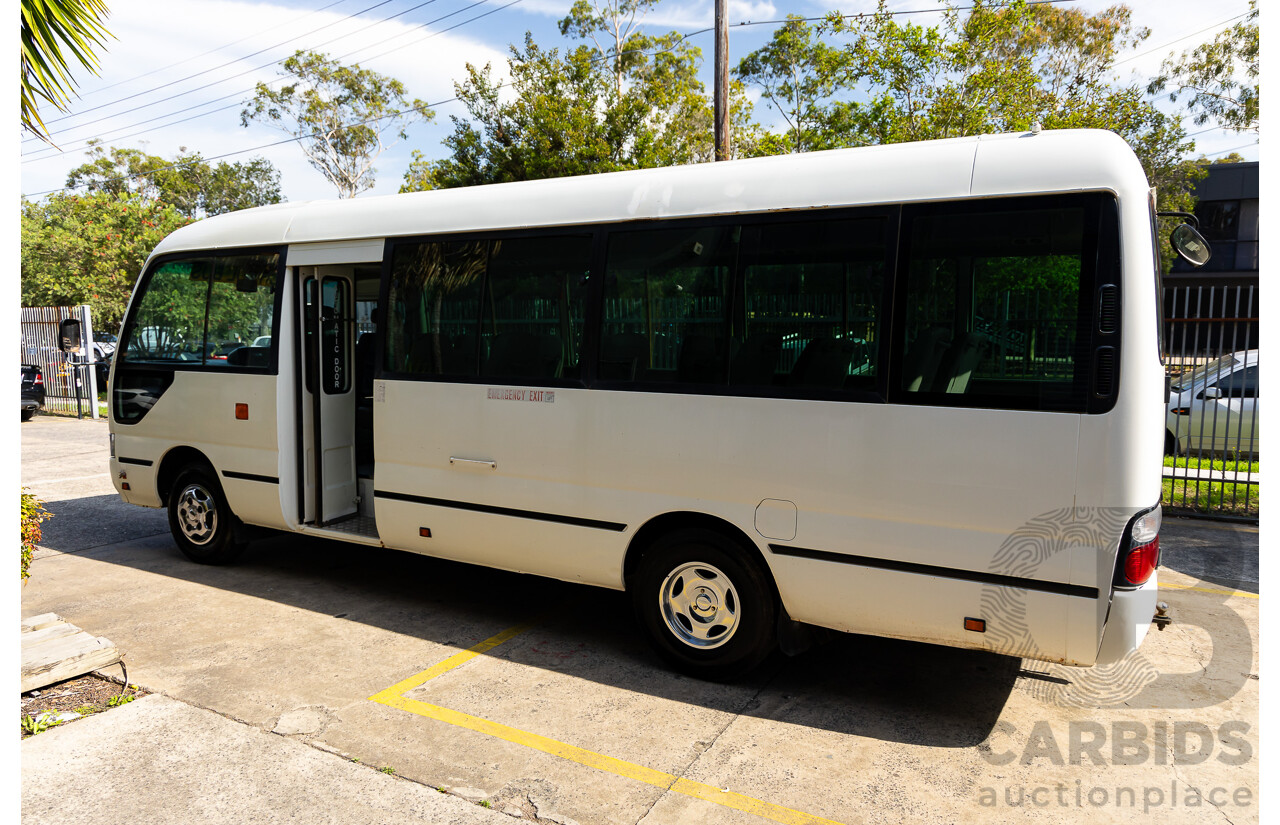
left=1095, top=574, right=1158, bottom=665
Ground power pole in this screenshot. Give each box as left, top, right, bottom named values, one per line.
left=714, top=0, right=730, bottom=161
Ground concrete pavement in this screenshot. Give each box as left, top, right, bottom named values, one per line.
left=19, top=414, right=1261, bottom=825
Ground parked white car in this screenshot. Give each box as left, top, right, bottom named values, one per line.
left=1166, top=350, right=1259, bottom=457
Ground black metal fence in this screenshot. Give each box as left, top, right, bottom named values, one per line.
left=1161, top=284, right=1259, bottom=519
left=19, top=305, right=104, bottom=419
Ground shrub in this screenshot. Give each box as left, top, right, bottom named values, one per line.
left=21, top=490, right=51, bottom=582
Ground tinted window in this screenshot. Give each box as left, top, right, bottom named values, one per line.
left=120, top=253, right=279, bottom=368
left=739, top=217, right=886, bottom=392
left=1210, top=365, right=1258, bottom=399
left=601, top=225, right=737, bottom=384
left=899, top=204, right=1090, bottom=408
left=386, top=234, right=590, bottom=381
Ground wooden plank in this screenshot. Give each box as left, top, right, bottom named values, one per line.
left=22, top=640, right=121, bottom=692
left=20, top=613, right=62, bottom=633
left=25, top=632, right=106, bottom=666
left=22, top=623, right=81, bottom=647
left=21, top=614, right=121, bottom=693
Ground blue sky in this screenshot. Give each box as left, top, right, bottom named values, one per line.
left=17, top=0, right=1260, bottom=203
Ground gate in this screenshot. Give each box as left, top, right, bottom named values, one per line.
left=19, top=305, right=103, bottom=419
left=1161, top=284, right=1259, bottom=519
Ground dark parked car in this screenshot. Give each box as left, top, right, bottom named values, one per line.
left=21, top=364, right=45, bottom=421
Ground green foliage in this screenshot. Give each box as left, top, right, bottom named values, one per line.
left=21, top=192, right=191, bottom=329
left=734, top=16, right=851, bottom=153
left=379, top=766, right=396, bottom=775
left=21, top=490, right=51, bottom=582
left=106, top=694, right=135, bottom=707
left=242, top=50, right=432, bottom=198
left=65, top=141, right=283, bottom=219
left=21, top=711, right=63, bottom=735
left=20, top=0, right=114, bottom=143
left=407, top=2, right=760, bottom=191
left=1148, top=0, right=1258, bottom=133
left=808, top=0, right=1202, bottom=266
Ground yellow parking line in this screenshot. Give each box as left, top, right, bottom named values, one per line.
left=1161, top=581, right=1258, bottom=599
left=370, top=626, right=848, bottom=825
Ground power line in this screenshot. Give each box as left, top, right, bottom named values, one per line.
left=1114, top=10, right=1251, bottom=67
left=23, top=1, right=1249, bottom=196
left=24, top=1, right=528, bottom=193
left=1204, top=139, right=1258, bottom=159
left=29, top=0, right=402, bottom=137
left=22, top=0, right=516, bottom=164
left=75, top=0, right=359, bottom=100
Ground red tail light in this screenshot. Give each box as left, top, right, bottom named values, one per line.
left=1123, top=537, right=1160, bottom=586
left=33, top=370, right=43, bottom=385
left=1118, top=508, right=1161, bottom=587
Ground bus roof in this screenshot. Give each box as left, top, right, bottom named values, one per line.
left=152, top=129, right=1149, bottom=257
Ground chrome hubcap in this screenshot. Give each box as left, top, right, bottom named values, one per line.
left=659, top=562, right=740, bottom=650
left=176, top=483, right=217, bottom=545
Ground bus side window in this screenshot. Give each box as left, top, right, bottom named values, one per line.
left=738, top=217, right=886, bottom=392
left=601, top=225, right=736, bottom=386
left=481, top=235, right=590, bottom=381
left=386, top=240, right=486, bottom=378
left=899, top=202, right=1090, bottom=409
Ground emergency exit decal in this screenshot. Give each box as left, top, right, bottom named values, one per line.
left=487, top=387, right=555, bottom=403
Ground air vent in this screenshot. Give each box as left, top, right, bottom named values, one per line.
left=1098, top=285, right=1120, bottom=334
left=1094, top=347, right=1117, bottom=397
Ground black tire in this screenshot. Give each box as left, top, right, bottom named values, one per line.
left=167, top=464, right=246, bottom=565
left=21, top=409, right=34, bottom=422
left=632, top=528, right=778, bottom=681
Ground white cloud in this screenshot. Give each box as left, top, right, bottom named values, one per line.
left=20, top=0, right=509, bottom=201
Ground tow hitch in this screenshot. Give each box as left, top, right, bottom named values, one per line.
left=1152, top=601, right=1172, bottom=631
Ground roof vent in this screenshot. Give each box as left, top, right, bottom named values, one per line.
left=1031, top=122, right=1043, bottom=135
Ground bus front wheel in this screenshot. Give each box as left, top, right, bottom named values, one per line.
left=167, top=465, right=246, bottom=565
left=632, top=528, right=777, bottom=681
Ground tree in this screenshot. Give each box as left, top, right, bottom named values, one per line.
left=20, top=0, right=114, bottom=143
left=734, top=16, right=851, bottom=154
left=65, top=141, right=283, bottom=218
left=242, top=50, right=431, bottom=198
left=405, top=5, right=759, bottom=191
left=21, top=192, right=190, bottom=328
left=811, top=1, right=1202, bottom=223
left=1148, top=0, right=1258, bottom=133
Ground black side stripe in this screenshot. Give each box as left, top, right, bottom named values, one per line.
left=767, top=544, right=1099, bottom=599
left=222, top=471, right=280, bottom=485
left=375, top=490, right=627, bottom=533
left=117, top=456, right=153, bottom=466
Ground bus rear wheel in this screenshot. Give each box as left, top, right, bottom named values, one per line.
left=167, top=465, right=246, bottom=565
left=632, top=528, right=777, bottom=681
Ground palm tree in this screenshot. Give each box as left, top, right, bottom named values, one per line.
left=21, top=0, right=114, bottom=144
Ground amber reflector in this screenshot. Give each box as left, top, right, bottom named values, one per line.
left=235, top=403, right=249, bottom=420
left=964, top=617, right=986, bottom=632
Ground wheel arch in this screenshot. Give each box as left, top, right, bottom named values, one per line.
left=156, top=446, right=216, bottom=506
left=623, top=511, right=776, bottom=596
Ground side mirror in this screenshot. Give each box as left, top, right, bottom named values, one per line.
left=59, top=319, right=83, bottom=355
left=1170, top=224, right=1212, bottom=267
left=1201, top=386, right=1223, bottom=400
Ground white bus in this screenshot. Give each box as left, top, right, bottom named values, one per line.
left=108, top=129, right=1205, bottom=680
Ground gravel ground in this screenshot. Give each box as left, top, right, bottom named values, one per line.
left=21, top=674, right=147, bottom=739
